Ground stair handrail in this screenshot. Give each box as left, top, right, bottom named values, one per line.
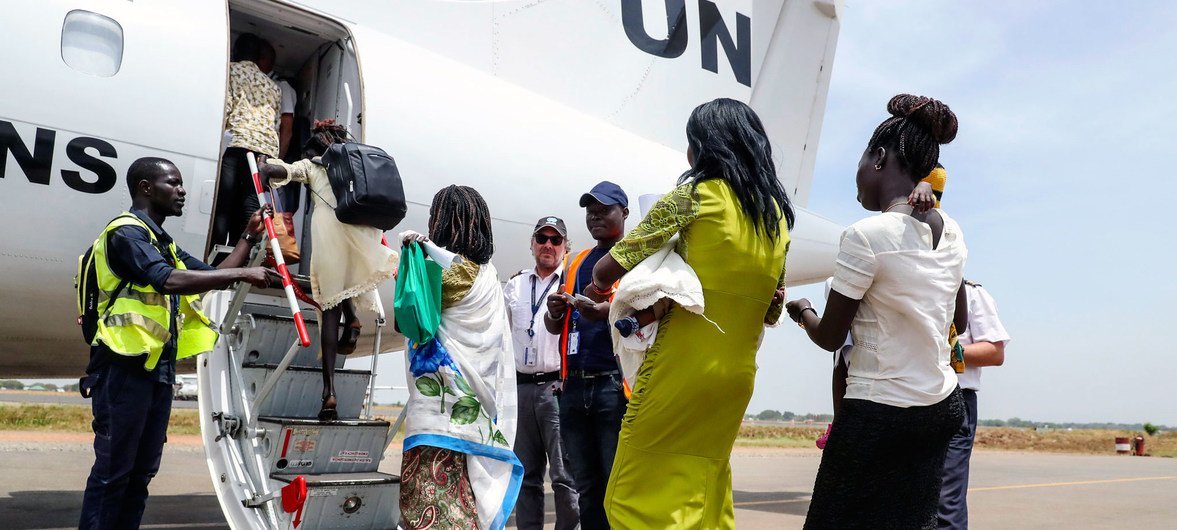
left=245, top=151, right=311, bottom=347
left=364, top=295, right=387, bottom=419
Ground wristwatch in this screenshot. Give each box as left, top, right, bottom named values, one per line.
left=242, top=232, right=260, bottom=245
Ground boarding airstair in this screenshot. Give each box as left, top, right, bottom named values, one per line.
left=197, top=253, right=403, bottom=529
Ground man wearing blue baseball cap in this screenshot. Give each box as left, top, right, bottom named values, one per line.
left=543, top=181, right=629, bottom=529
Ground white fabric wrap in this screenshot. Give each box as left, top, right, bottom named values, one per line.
left=608, top=238, right=705, bottom=389
left=403, top=264, right=518, bottom=529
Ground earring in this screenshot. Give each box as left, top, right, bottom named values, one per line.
left=874, top=147, right=886, bottom=171
left=874, top=163, right=883, bottom=171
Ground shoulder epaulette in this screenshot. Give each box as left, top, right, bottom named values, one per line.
left=510, top=269, right=527, bottom=280
left=964, top=279, right=981, bottom=287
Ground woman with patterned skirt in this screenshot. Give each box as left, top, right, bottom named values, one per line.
left=398, top=185, right=522, bottom=530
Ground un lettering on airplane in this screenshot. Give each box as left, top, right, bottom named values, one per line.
left=622, top=0, right=753, bottom=86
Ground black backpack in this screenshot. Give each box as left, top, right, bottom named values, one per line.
left=320, top=142, right=407, bottom=230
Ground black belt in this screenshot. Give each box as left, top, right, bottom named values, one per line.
left=565, top=369, right=619, bottom=380
left=517, top=371, right=561, bottom=384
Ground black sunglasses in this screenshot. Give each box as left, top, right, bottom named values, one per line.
left=534, top=234, right=564, bottom=246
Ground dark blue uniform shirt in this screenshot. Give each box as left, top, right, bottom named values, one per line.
left=565, top=247, right=619, bottom=374
left=87, top=208, right=213, bottom=385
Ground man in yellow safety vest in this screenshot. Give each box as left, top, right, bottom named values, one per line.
left=79, top=157, right=274, bottom=530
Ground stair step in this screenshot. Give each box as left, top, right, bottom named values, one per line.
left=274, top=471, right=401, bottom=487
left=273, top=472, right=399, bottom=530
left=230, top=305, right=331, bottom=369
left=241, top=364, right=370, bottom=419
left=258, top=417, right=390, bottom=476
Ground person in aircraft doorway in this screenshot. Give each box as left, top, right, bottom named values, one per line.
left=261, top=121, right=398, bottom=420
left=212, top=33, right=282, bottom=251
left=79, top=157, right=275, bottom=530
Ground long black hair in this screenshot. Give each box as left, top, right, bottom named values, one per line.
left=680, top=98, right=795, bottom=240
left=867, top=94, right=959, bottom=182
left=428, top=185, right=494, bottom=265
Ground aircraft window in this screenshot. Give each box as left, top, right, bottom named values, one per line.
left=61, top=10, right=124, bottom=77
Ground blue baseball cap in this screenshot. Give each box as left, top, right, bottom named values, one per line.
left=579, top=181, right=629, bottom=208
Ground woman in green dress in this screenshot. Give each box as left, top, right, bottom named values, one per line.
left=586, top=98, right=793, bottom=529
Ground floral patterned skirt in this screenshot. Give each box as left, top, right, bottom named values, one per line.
left=400, top=445, right=479, bottom=529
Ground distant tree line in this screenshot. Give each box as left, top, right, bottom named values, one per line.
left=977, top=417, right=1171, bottom=431
left=0, top=380, right=80, bottom=392
left=746, top=409, right=1170, bottom=433
left=746, top=410, right=834, bottom=423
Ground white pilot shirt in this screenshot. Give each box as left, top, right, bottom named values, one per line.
left=956, top=283, right=1010, bottom=391
left=503, top=268, right=563, bottom=374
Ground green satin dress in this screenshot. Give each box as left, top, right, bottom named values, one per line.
left=605, top=179, right=788, bottom=529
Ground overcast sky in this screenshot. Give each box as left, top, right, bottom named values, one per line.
left=746, top=0, right=1177, bottom=425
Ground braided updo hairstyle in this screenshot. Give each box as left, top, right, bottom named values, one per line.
left=303, top=119, right=349, bottom=158
left=867, top=94, right=958, bottom=182
left=428, top=185, right=494, bottom=265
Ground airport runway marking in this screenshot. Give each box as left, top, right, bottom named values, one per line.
left=970, top=475, right=1177, bottom=492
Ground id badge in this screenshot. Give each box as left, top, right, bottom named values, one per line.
left=524, top=345, right=537, bottom=367
left=568, top=331, right=580, bottom=356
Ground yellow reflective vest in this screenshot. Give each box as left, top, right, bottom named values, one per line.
left=90, top=213, right=218, bottom=370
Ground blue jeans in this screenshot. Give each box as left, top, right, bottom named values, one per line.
left=938, top=389, right=979, bottom=529
left=558, top=374, right=627, bottom=530
left=79, top=359, right=173, bottom=530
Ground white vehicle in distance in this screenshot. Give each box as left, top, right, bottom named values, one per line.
left=174, top=374, right=199, bottom=401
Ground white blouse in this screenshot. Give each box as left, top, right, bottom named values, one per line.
left=831, top=210, right=967, bottom=408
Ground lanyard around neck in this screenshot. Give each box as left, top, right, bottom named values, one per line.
left=528, top=272, right=560, bottom=338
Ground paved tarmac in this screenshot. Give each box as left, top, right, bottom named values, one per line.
left=2, top=431, right=1174, bottom=529
left=0, top=390, right=199, bottom=409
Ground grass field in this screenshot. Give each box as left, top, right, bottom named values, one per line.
left=733, top=422, right=1177, bottom=457
left=3, top=403, right=1173, bottom=457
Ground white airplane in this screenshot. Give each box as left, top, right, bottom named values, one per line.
left=0, top=0, right=843, bottom=528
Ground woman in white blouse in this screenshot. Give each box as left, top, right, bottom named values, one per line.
left=786, top=94, right=968, bottom=530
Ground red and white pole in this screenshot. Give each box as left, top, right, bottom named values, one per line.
left=246, top=152, right=311, bottom=347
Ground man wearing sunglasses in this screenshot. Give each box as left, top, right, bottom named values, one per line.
left=504, top=217, right=579, bottom=529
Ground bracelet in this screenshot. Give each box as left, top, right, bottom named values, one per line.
left=242, top=232, right=259, bottom=245
left=586, top=282, right=613, bottom=298
left=796, top=306, right=818, bottom=329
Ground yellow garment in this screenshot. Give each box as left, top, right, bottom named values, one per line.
left=90, top=214, right=218, bottom=370
left=921, top=165, right=947, bottom=208
left=605, top=179, right=788, bottom=529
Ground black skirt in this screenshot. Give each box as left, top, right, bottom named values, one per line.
left=804, top=387, right=965, bottom=530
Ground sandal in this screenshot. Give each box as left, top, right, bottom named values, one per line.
left=318, top=394, right=338, bottom=421
left=337, top=322, right=362, bottom=355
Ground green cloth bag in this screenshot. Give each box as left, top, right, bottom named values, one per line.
left=393, top=242, right=443, bottom=344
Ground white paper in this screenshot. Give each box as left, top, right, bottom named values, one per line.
left=421, top=240, right=462, bottom=270
left=397, top=231, right=464, bottom=270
